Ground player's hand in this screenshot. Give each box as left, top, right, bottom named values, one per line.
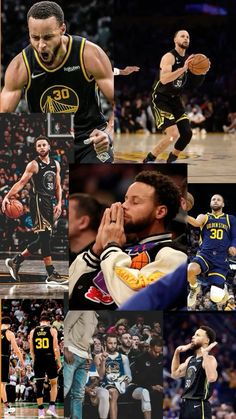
left=57, top=362, right=62, bottom=372
left=201, top=341, right=218, bottom=356
left=176, top=343, right=194, bottom=353
left=2, top=196, right=10, bottom=213
left=89, top=129, right=111, bottom=154
left=92, top=208, right=108, bottom=256
left=183, top=54, right=195, bottom=71
left=121, top=66, right=140, bottom=75
left=53, top=204, right=62, bottom=219
left=100, top=203, right=126, bottom=248
left=229, top=247, right=236, bottom=257
left=20, top=360, right=25, bottom=368
left=64, top=347, right=74, bottom=364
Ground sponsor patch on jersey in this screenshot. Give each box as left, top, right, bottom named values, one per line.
left=64, top=65, right=80, bottom=72
left=40, top=85, right=79, bottom=113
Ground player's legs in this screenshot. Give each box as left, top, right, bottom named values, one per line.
left=108, top=387, right=119, bottom=419
left=46, top=377, right=58, bottom=418
left=169, top=118, right=192, bottom=161
left=132, top=387, right=152, bottom=419
left=35, top=377, right=46, bottom=418
left=187, top=261, right=202, bottom=307
left=5, top=236, right=41, bottom=280
left=143, top=124, right=179, bottom=162
left=96, top=387, right=110, bottom=419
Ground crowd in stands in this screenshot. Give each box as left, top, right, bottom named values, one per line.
left=0, top=114, right=70, bottom=255
left=163, top=312, right=236, bottom=418
left=1, top=299, right=64, bottom=403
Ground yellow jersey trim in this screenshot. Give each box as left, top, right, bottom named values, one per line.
left=33, top=35, right=72, bottom=72
left=22, top=49, right=31, bottom=95
left=196, top=254, right=209, bottom=270
left=208, top=272, right=226, bottom=280
left=80, top=37, right=94, bottom=83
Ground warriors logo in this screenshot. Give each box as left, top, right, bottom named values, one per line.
left=40, top=85, right=79, bottom=113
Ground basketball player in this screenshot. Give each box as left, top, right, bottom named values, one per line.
left=29, top=313, right=62, bottom=419
left=1, top=317, right=25, bottom=416
left=1, top=136, right=68, bottom=285
left=187, top=194, right=236, bottom=307
left=69, top=171, right=187, bottom=309
left=95, top=334, right=132, bottom=419
left=0, top=1, right=114, bottom=164
left=171, top=325, right=218, bottom=419
left=143, top=30, right=209, bottom=163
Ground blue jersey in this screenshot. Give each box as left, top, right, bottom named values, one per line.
left=199, top=213, right=236, bottom=255
left=101, top=353, right=125, bottom=387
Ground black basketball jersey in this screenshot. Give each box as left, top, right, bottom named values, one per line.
left=31, top=157, right=57, bottom=197
left=182, top=356, right=214, bottom=400
left=22, top=35, right=106, bottom=141
left=152, top=49, right=188, bottom=97
left=32, top=325, right=54, bottom=357
left=1, top=329, right=11, bottom=357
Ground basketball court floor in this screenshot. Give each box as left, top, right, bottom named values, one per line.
left=0, top=402, right=64, bottom=418
left=114, top=132, right=236, bottom=183
left=0, top=259, right=68, bottom=298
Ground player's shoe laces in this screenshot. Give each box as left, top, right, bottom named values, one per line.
left=4, top=406, right=16, bottom=416
left=38, top=408, right=45, bottom=418
left=188, top=285, right=200, bottom=307
left=45, top=271, right=68, bottom=285
left=46, top=405, right=59, bottom=418
left=5, top=258, right=21, bottom=281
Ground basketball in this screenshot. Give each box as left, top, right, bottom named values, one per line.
left=186, top=192, right=194, bottom=211
left=188, top=54, right=210, bottom=75
left=5, top=199, right=24, bottom=219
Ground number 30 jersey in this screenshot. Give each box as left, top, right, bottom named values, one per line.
left=22, top=35, right=106, bottom=141
left=32, top=325, right=54, bottom=357
left=199, top=213, right=236, bottom=255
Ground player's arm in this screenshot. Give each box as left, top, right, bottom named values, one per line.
left=228, top=215, right=236, bottom=256
left=51, top=327, right=62, bottom=370
left=94, top=351, right=107, bottom=379
left=7, top=330, right=24, bottom=367
left=171, top=344, right=193, bottom=379
left=84, top=41, right=114, bottom=149
left=121, top=354, right=132, bottom=382
left=2, top=160, right=38, bottom=212
left=187, top=213, right=207, bottom=228
left=114, top=66, right=140, bottom=76
left=160, top=52, right=194, bottom=85
left=54, top=161, right=62, bottom=219
left=29, top=329, right=35, bottom=363
left=202, top=342, right=218, bottom=382
left=0, top=53, right=28, bottom=112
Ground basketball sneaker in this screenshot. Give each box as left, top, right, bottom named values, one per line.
left=187, top=285, right=201, bottom=307
left=5, top=258, right=21, bottom=281
left=45, top=271, right=68, bottom=286
left=38, top=408, right=45, bottom=418
left=4, top=406, right=16, bottom=416
left=46, top=405, right=59, bottom=418
left=143, top=152, right=156, bottom=163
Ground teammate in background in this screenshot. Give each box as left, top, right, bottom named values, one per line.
left=29, top=313, right=61, bottom=419
left=143, top=30, right=209, bottom=163
left=171, top=325, right=218, bottom=419
left=1, top=317, right=25, bottom=417
left=1, top=136, right=67, bottom=285
left=0, top=1, right=114, bottom=163
left=95, top=334, right=132, bottom=419
left=114, top=66, right=140, bottom=76
left=187, top=194, right=236, bottom=307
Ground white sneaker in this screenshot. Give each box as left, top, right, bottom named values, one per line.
left=4, top=406, right=16, bottom=416
left=188, top=285, right=201, bottom=307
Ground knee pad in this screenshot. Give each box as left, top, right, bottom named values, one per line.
left=36, top=379, right=44, bottom=399
left=27, top=235, right=41, bottom=254
left=39, top=230, right=51, bottom=258
left=210, top=285, right=225, bottom=302
left=141, top=388, right=151, bottom=412
left=175, top=120, right=192, bottom=151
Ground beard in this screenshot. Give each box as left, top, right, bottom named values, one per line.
left=211, top=205, right=222, bottom=211
left=191, top=342, right=202, bottom=350
left=177, top=42, right=189, bottom=50
left=124, top=216, right=154, bottom=234
left=38, top=40, right=61, bottom=65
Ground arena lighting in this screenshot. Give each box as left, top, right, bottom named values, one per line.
left=185, top=3, right=227, bottom=15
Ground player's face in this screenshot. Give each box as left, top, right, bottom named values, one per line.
left=191, top=329, right=209, bottom=349
left=174, top=30, right=190, bottom=50
left=36, top=140, right=50, bottom=157
left=121, top=333, right=132, bottom=348
left=210, top=195, right=224, bottom=211
left=106, top=337, right=118, bottom=353
left=28, top=16, right=66, bottom=65
left=122, top=182, right=160, bottom=234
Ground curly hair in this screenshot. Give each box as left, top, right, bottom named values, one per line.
left=135, top=171, right=181, bottom=226
left=199, top=325, right=216, bottom=344
left=27, top=1, right=64, bottom=25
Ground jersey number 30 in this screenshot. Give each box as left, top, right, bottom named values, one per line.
left=210, top=228, right=223, bottom=240
left=35, top=337, right=49, bottom=349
